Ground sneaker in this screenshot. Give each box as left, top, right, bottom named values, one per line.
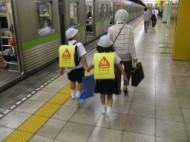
left=101, top=106, right=107, bottom=114
left=71, top=93, right=75, bottom=99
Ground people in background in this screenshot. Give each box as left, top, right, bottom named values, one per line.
left=143, top=7, right=151, bottom=33
left=38, top=19, right=52, bottom=35
left=0, top=25, right=16, bottom=69
left=152, top=7, right=159, bottom=19
left=107, top=9, right=137, bottom=95
left=151, top=13, right=157, bottom=27
left=86, top=35, right=128, bottom=115
left=87, top=11, right=92, bottom=18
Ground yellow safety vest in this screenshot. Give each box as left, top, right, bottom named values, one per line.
left=59, top=45, right=75, bottom=67
left=94, top=53, right=115, bottom=79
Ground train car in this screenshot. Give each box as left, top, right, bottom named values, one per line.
left=0, top=0, right=144, bottom=92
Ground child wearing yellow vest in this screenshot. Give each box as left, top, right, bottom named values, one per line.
left=60, top=27, right=88, bottom=102
left=87, top=35, right=128, bottom=115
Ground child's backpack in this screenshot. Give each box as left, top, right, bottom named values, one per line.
left=59, top=42, right=80, bottom=68
left=73, top=42, right=80, bottom=66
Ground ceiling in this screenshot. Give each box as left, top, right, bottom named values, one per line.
left=142, top=0, right=179, bottom=4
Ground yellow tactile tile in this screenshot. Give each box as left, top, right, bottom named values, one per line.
left=59, top=85, right=70, bottom=94
left=58, top=89, right=70, bottom=95
left=34, top=103, right=61, bottom=117
left=18, top=115, right=48, bottom=133
left=3, top=130, right=33, bottom=142
left=48, top=92, right=70, bottom=105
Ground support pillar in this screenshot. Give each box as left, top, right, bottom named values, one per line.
left=173, top=0, right=190, bottom=60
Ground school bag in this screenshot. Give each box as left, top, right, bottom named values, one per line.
left=73, top=42, right=80, bottom=66
left=78, top=74, right=95, bottom=100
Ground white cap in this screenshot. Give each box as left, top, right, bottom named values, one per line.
left=65, top=27, right=78, bottom=39
left=115, top=9, right=129, bottom=23
left=98, top=35, right=113, bottom=48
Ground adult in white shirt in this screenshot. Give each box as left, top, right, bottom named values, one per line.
left=107, top=9, right=138, bottom=95
left=152, top=8, right=159, bottom=18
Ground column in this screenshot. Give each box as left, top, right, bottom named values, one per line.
left=173, top=0, right=190, bottom=60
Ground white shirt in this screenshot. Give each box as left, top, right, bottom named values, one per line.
left=114, top=53, right=121, bottom=64
left=38, top=26, right=52, bottom=35
left=65, top=40, right=86, bottom=73
left=143, top=11, right=151, bottom=21
left=108, top=24, right=137, bottom=61
left=152, top=9, right=159, bottom=18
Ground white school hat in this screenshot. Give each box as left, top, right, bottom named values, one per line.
left=65, top=27, right=78, bottom=39
left=98, top=35, right=113, bottom=48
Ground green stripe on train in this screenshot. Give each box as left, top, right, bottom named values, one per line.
left=22, top=33, right=60, bottom=50
left=77, top=26, right=86, bottom=32
left=0, top=14, right=7, bottom=17
left=22, top=20, right=109, bottom=50
left=96, top=20, right=110, bottom=25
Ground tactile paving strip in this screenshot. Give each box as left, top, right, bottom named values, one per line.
left=3, top=130, right=33, bottom=142
left=3, top=83, right=70, bottom=141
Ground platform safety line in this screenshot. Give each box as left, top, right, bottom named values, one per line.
left=132, top=17, right=143, bottom=29
left=3, top=84, right=71, bottom=142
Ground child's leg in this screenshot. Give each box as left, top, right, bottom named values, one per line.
left=100, top=94, right=106, bottom=114
left=75, top=67, right=84, bottom=99
left=107, top=95, right=113, bottom=115
left=75, top=82, right=82, bottom=99
left=70, top=81, right=76, bottom=99
left=100, top=94, right=106, bottom=105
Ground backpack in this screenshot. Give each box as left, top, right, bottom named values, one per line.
left=73, top=42, right=80, bottom=66
left=151, top=14, right=156, bottom=20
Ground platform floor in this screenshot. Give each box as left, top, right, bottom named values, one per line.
left=0, top=18, right=190, bottom=142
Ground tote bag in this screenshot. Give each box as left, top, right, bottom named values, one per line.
left=131, top=62, right=144, bottom=87
left=78, top=74, right=95, bottom=100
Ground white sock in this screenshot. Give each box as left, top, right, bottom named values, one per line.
left=71, top=90, right=76, bottom=99
left=75, top=91, right=81, bottom=99
left=101, top=104, right=106, bottom=114
left=107, top=106, right=112, bottom=115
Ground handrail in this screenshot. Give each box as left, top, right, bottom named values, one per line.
left=0, top=35, right=19, bottom=71
left=0, top=36, right=14, bottom=39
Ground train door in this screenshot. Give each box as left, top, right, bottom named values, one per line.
left=85, top=0, right=95, bottom=42
left=0, top=0, right=21, bottom=86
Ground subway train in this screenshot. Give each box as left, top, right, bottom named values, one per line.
left=0, top=0, right=144, bottom=92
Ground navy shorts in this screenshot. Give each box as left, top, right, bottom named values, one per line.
left=67, top=67, right=84, bottom=83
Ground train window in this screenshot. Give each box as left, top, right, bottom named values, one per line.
left=70, top=2, right=79, bottom=26
left=104, top=4, right=109, bottom=19
left=110, top=2, right=114, bottom=24
left=110, top=2, right=114, bottom=17
left=0, top=2, right=8, bottom=29
left=99, top=4, right=104, bottom=20
left=37, top=1, right=54, bottom=36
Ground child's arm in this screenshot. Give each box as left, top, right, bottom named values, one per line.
left=59, top=68, right=65, bottom=75
left=116, top=63, right=128, bottom=84
left=80, top=55, right=88, bottom=69
left=86, top=64, right=94, bottom=72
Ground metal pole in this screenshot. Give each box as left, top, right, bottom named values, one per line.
left=58, top=0, right=66, bottom=44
